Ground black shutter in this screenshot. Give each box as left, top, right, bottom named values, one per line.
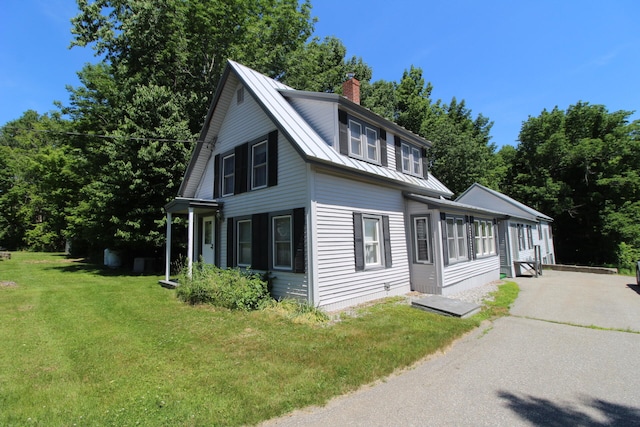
left=421, top=147, right=429, bottom=179
left=470, top=216, right=476, bottom=260
left=394, top=135, right=402, bottom=172
left=338, top=110, right=349, bottom=155
left=293, top=208, right=306, bottom=273
left=440, top=212, right=449, bottom=267
left=465, top=215, right=473, bottom=260
left=382, top=215, right=392, bottom=268
left=234, top=143, right=248, bottom=194
left=353, top=212, right=364, bottom=271
left=213, top=154, right=221, bottom=198
left=252, top=213, right=268, bottom=270
left=226, top=217, right=235, bottom=268
left=494, top=218, right=500, bottom=256
left=268, top=130, right=278, bottom=187
left=380, top=128, right=388, bottom=167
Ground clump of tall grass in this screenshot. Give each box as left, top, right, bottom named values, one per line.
left=262, top=298, right=329, bottom=324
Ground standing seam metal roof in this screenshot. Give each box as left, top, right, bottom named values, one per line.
left=196, top=60, right=454, bottom=197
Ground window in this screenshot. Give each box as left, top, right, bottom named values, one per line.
left=237, top=220, right=252, bottom=266
left=251, top=140, right=267, bottom=189
left=363, top=216, right=382, bottom=267
left=222, top=154, right=235, bottom=196
left=348, top=119, right=380, bottom=163
left=413, top=216, right=431, bottom=263
left=349, top=120, right=363, bottom=157
left=446, top=216, right=468, bottom=263
left=517, top=224, right=525, bottom=251
left=526, top=225, right=533, bottom=249
left=400, top=142, right=423, bottom=177
left=365, top=127, right=379, bottom=162
left=272, top=215, right=292, bottom=270
left=353, top=212, right=391, bottom=271
left=474, top=219, right=496, bottom=257
left=237, top=86, right=244, bottom=104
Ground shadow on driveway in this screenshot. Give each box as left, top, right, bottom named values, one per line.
left=498, top=391, right=640, bottom=427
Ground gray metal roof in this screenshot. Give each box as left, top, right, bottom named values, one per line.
left=456, top=183, right=553, bottom=221
left=181, top=60, right=454, bottom=198
left=405, top=193, right=511, bottom=217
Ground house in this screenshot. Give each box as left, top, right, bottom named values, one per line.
left=456, top=183, right=556, bottom=278
left=163, top=60, right=507, bottom=311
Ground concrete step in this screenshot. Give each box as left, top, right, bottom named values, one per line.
left=411, top=295, right=481, bottom=318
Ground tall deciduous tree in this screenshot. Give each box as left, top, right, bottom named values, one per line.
left=0, top=112, right=80, bottom=251
left=64, top=0, right=317, bottom=256
left=506, top=102, right=640, bottom=266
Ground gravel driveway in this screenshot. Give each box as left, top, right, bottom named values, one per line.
left=263, top=270, right=640, bottom=426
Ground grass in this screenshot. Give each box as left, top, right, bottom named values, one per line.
left=0, top=253, right=517, bottom=426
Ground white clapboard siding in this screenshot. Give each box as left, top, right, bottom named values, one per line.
left=208, top=84, right=309, bottom=299
left=313, top=171, right=410, bottom=311
left=442, top=255, right=500, bottom=295
left=216, top=82, right=274, bottom=154
left=195, top=154, right=215, bottom=199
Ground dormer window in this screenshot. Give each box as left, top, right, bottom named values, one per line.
left=344, top=116, right=381, bottom=164
left=401, top=142, right=423, bottom=177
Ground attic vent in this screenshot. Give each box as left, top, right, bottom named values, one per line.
left=237, top=87, right=244, bottom=104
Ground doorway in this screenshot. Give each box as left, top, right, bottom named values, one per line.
left=201, top=216, right=215, bottom=264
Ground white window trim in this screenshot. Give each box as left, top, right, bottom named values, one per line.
left=348, top=119, right=381, bottom=164
left=222, top=153, right=235, bottom=197
left=272, top=215, right=292, bottom=270
left=401, top=142, right=423, bottom=177
left=348, top=119, right=363, bottom=158
left=251, top=140, right=268, bottom=190
left=236, top=219, right=252, bottom=267
left=413, top=216, right=431, bottom=264
left=474, top=219, right=496, bottom=257
left=446, top=216, right=468, bottom=263
left=364, top=126, right=379, bottom=163
left=362, top=214, right=383, bottom=269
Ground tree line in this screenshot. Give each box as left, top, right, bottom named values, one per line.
left=1, top=0, right=638, bottom=270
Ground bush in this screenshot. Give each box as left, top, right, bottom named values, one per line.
left=176, top=262, right=271, bottom=310
left=616, top=242, right=640, bottom=273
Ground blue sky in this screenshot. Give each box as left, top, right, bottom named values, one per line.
left=2, top=0, right=639, bottom=148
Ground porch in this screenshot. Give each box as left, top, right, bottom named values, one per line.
left=162, top=197, right=223, bottom=286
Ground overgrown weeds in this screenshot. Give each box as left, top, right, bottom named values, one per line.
left=176, top=262, right=270, bottom=310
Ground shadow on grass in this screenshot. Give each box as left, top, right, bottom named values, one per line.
left=498, top=391, right=640, bottom=426
left=44, top=256, right=162, bottom=278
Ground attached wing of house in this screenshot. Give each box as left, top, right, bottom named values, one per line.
left=163, top=60, right=511, bottom=310
left=456, top=183, right=556, bottom=277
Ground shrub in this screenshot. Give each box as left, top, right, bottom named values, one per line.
left=616, top=242, right=640, bottom=273
left=176, top=262, right=271, bottom=310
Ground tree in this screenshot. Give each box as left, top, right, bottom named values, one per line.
left=281, top=36, right=372, bottom=93
left=423, top=98, right=498, bottom=195
left=64, top=0, right=317, bottom=256
left=506, top=102, right=640, bottom=266
left=0, top=112, right=80, bottom=251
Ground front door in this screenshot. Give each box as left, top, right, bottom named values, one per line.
left=201, top=216, right=215, bottom=264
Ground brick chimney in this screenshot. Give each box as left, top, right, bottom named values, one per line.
left=342, top=73, right=360, bottom=105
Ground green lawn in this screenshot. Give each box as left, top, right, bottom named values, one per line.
left=0, top=253, right=514, bottom=426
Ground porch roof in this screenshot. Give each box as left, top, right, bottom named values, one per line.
left=405, top=193, right=510, bottom=218
left=406, top=193, right=539, bottom=222
left=164, top=197, right=222, bottom=215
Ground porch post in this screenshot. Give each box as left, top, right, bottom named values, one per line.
left=187, top=207, right=195, bottom=277
left=165, top=212, right=172, bottom=281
